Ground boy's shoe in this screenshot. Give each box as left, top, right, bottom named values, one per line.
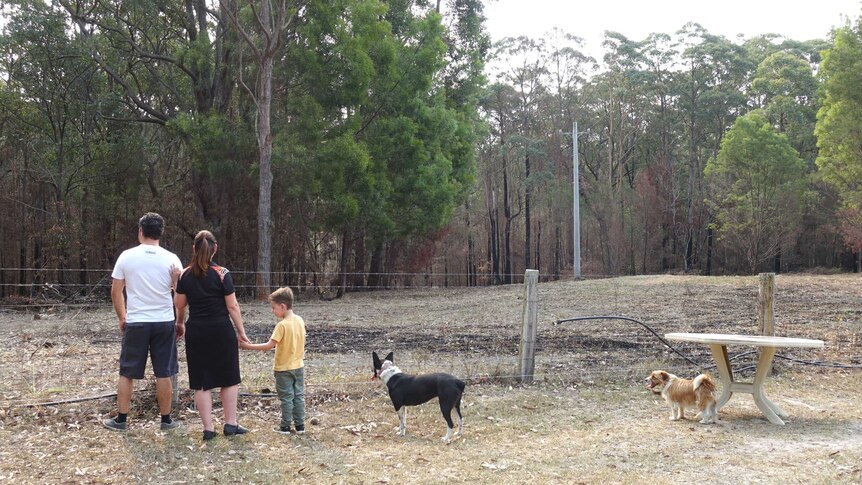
left=160, top=420, right=181, bottom=431
left=295, top=424, right=305, bottom=435
left=275, top=426, right=292, bottom=435
left=223, top=423, right=249, bottom=436
left=102, top=418, right=127, bottom=431
left=202, top=430, right=217, bottom=441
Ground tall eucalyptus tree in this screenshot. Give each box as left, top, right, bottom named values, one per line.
left=494, top=36, right=547, bottom=280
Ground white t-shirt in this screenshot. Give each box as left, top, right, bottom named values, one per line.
left=111, top=244, right=183, bottom=323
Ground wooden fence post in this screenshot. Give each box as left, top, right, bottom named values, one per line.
left=519, top=269, right=539, bottom=384
left=171, top=374, right=179, bottom=405
left=758, top=272, right=775, bottom=374
left=758, top=273, right=775, bottom=336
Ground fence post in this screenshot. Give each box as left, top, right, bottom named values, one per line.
left=171, top=374, right=179, bottom=405
left=519, top=269, right=539, bottom=383
left=758, top=272, right=775, bottom=374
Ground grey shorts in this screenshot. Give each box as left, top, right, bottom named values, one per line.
left=119, top=320, right=178, bottom=379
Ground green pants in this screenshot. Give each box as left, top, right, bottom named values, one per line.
left=275, top=367, right=305, bottom=429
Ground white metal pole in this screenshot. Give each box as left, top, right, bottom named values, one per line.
left=573, top=121, right=581, bottom=279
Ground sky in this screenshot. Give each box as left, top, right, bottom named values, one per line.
left=484, top=0, right=862, bottom=59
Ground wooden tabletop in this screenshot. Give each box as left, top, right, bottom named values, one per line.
left=665, top=332, right=824, bottom=348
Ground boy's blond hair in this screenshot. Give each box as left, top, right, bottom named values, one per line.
left=269, top=287, right=294, bottom=309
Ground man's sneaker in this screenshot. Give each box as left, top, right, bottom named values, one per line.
left=223, top=423, right=249, bottom=436
left=203, top=430, right=217, bottom=441
left=275, top=426, right=292, bottom=435
left=160, top=420, right=180, bottom=431
left=295, top=424, right=305, bottom=435
left=103, top=418, right=127, bottom=431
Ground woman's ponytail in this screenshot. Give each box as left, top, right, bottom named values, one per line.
left=191, top=230, right=217, bottom=278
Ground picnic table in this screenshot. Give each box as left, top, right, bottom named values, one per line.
left=664, top=333, right=825, bottom=425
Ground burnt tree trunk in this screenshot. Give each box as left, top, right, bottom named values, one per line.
left=524, top=153, right=531, bottom=270
left=368, top=242, right=385, bottom=290
left=503, top=166, right=513, bottom=285
left=554, top=225, right=561, bottom=280
left=535, top=220, right=541, bottom=274
left=336, top=229, right=350, bottom=298
left=488, top=187, right=500, bottom=285
left=465, top=200, right=475, bottom=286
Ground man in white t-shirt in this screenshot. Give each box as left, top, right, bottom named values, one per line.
left=103, top=212, right=184, bottom=431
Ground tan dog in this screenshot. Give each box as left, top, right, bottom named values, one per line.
left=645, top=370, right=717, bottom=424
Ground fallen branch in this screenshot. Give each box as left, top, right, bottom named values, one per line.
left=16, top=392, right=118, bottom=408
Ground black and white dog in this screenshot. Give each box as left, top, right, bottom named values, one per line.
left=372, top=351, right=465, bottom=442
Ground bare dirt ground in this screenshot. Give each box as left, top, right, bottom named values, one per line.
left=0, top=274, right=861, bottom=483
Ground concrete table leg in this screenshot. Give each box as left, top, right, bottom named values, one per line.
left=709, top=344, right=734, bottom=410
left=752, top=346, right=785, bottom=425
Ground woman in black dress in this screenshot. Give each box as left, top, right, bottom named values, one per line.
left=175, top=230, right=251, bottom=440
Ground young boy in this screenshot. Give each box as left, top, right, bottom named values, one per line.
left=241, top=287, right=307, bottom=434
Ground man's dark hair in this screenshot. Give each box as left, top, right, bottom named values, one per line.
left=138, top=212, right=165, bottom=240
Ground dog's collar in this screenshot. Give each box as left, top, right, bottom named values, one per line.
left=378, top=364, right=402, bottom=384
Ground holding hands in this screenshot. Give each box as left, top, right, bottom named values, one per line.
left=239, top=335, right=276, bottom=352
left=237, top=332, right=252, bottom=348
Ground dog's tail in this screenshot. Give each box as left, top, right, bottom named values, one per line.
left=693, top=373, right=716, bottom=393
left=457, top=379, right=466, bottom=393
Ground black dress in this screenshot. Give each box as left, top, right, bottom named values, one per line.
left=176, top=264, right=241, bottom=390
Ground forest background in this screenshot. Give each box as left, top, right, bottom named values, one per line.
left=3, top=0, right=862, bottom=299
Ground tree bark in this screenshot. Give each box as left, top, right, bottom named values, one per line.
left=535, top=220, right=541, bottom=274
left=706, top=226, right=713, bottom=276
left=685, top=76, right=697, bottom=272
left=352, top=235, right=366, bottom=288
left=503, top=166, right=513, bottom=284
left=554, top=225, right=561, bottom=279
left=465, top=200, right=475, bottom=287
left=368, top=242, right=385, bottom=290
left=487, top=186, right=500, bottom=285
left=221, top=0, right=292, bottom=299
left=524, top=153, right=531, bottom=270
left=336, top=229, right=349, bottom=298
left=255, top=53, right=274, bottom=298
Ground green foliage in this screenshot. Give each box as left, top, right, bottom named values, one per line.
left=815, top=20, right=862, bottom=251
left=440, top=0, right=491, bottom=110
left=705, top=113, right=807, bottom=271
left=277, top=2, right=478, bottom=247
left=169, top=113, right=254, bottom=177
left=302, top=133, right=376, bottom=230
left=14, top=0, right=862, bottom=280
left=360, top=9, right=471, bottom=241
left=816, top=23, right=862, bottom=208
left=751, top=51, right=819, bottom=164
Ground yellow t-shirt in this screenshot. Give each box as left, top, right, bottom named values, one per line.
left=270, top=314, right=306, bottom=371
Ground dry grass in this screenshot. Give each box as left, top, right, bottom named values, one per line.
left=1, top=274, right=861, bottom=483
left=1, top=373, right=860, bottom=484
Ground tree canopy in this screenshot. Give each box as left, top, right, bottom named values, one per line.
left=2, top=2, right=862, bottom=299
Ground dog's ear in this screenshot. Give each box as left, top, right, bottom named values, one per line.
left=384, top=351, right=393, bottom=363
left=373, top=352, right=382, bottom=370
left=660, top=371, right=671, bottom=382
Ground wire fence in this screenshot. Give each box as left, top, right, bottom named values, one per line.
left=0, top=266, right=609, bottom=304
left=1, top=271, right=860, bottom=408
